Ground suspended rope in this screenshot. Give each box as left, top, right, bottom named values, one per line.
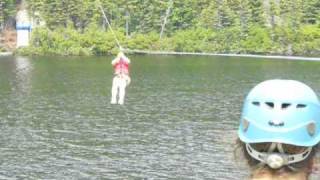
left=159, top=0, right=173, bottom=39
left=98, top=3, right=123, bottom=50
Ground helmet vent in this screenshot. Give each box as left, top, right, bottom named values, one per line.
left=281, top=103, right=291, bottom=109
left=269, top=120, right=284, bottom=126
left=297, top=104, right=307, bottom=108
left=243, top=119, right=250, bottom=132
left=252, top=101, right=260, bottom=106
left=265, top=102, right=274, bottom=108
left=307, top=123, right=316, bottom=136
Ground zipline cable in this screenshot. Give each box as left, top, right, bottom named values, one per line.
left=98, top=3, right=123, bottom=50
left=160, top=0, right=173, bottom=39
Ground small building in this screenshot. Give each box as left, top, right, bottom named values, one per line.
left=16, top=9, right=31, bottom=48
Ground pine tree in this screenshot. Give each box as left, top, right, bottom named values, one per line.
left=269, top=0, right=280, bottom=28
left=0, top=1, right=4, bottom=29
left=302, top=0, right=320, bottom=24
left=0, top=0, right=16, bottom=29
left=198, top=0, right=235, bottom=29
left=248, top=0, right=265, bottom=26
left=280, top=0, right=303, bottom=29
left=237, top=0, right=250, bottom=37
left=169, top=0, right=206, bottom=31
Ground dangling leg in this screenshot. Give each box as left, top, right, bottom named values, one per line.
left=118, top=77, right=127, bottom=105
left=111, top=76, right=119, bottom=104
left=126, top=76, right=131, bottom=86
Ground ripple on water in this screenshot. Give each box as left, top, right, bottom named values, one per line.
left=5, top=56, right=320, bottom=179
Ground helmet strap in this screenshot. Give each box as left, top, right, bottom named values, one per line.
left=246, top=143, right=312, bottom=169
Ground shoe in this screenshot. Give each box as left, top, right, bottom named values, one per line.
left=118, top=100, right=124, bottom=105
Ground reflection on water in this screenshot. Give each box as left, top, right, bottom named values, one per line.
left=0, top=55, right=320, bottom=179
left=13, top=56, right=33, bottom=94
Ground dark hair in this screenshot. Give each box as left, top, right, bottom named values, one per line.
left=234, top=138, right=318, bottom=175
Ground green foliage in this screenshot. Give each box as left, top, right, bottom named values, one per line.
left=280, top=0, right=303, bottom=29
left=0, top=46, right=6, bottom=52
left=0, top=0, right=16, bottom=29
left=171, top=28, right=213, bottom=52
left=213, top=27, right=243, bottom=53
left=168, top=0, right=206, bottom=31
left=241, top=26, right=272, bottom=54
left=13, top=0, right=320, bottom=56
left=248, top=0, right=265, bottom=26
left=127, top=32, right=160, bottom=50
left=198, top=0, right=235, bottom=29
left=302, top=0, right=320, bottom=24
left=294, top=25, right=320, bottom=56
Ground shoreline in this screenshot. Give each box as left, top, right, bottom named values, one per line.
left=0, top=52, right=13, bottom=56
left=124, top=49, right=320, bottom=61
left=7, top=49, right=320, bottom=61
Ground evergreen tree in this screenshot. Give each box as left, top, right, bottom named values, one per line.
left=269, top=0, right=280, bottom=28
left=0, top=0, right=16, bottom=29
left=302, top=0, right=320, bottom=24
left=237, top=0, right=251, bottom=38
left=248, top=0, right=265, bottom=26
left=199, top=0, right=235, bottom=30
left=10, top=0, right=319, bottom=56
left=279, top=0, right=304, bottom=30
left=169, top=0, right=207, bottom=31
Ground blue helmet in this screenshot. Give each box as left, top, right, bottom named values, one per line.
left=238, top=79, right=320, bottom=147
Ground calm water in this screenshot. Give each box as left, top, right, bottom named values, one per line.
left=0, top=55, right=320, bottom=179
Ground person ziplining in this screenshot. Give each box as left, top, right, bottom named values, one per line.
left=97, top=3, right=132, bottom=105
left=110, top=51, right=131, bottom=105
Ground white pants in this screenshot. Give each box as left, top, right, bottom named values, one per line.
left=111, top=74, right=130, bottom=105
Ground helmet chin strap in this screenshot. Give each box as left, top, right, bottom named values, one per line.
left=246, top=143, right=312, bottom=169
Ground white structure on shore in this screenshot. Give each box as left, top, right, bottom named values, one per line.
left=16, top=9, right=31, bottom=47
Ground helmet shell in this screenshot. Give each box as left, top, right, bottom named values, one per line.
left=238, top=79, right=320, bottom=147
left=117, top=51, right=125, bottom=58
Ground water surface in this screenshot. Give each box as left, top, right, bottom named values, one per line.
left=0, top=55, right=320, bottom=179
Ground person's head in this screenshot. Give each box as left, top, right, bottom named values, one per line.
left=236, top=79, right=320, bottom=179
left=117, top=51, right=124, bottom=58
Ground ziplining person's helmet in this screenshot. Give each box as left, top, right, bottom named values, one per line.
left=117, top=51, right=124, bottom=58
left=238, top=79, right=320, bottom=169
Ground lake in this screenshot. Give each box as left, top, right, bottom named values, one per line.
left=0, top=55, right=320, bottom=179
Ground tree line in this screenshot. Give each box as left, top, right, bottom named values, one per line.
left=1, top=0, right=320, bottom=56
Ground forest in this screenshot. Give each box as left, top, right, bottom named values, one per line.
left=0, top=0, right=319, bottom=56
